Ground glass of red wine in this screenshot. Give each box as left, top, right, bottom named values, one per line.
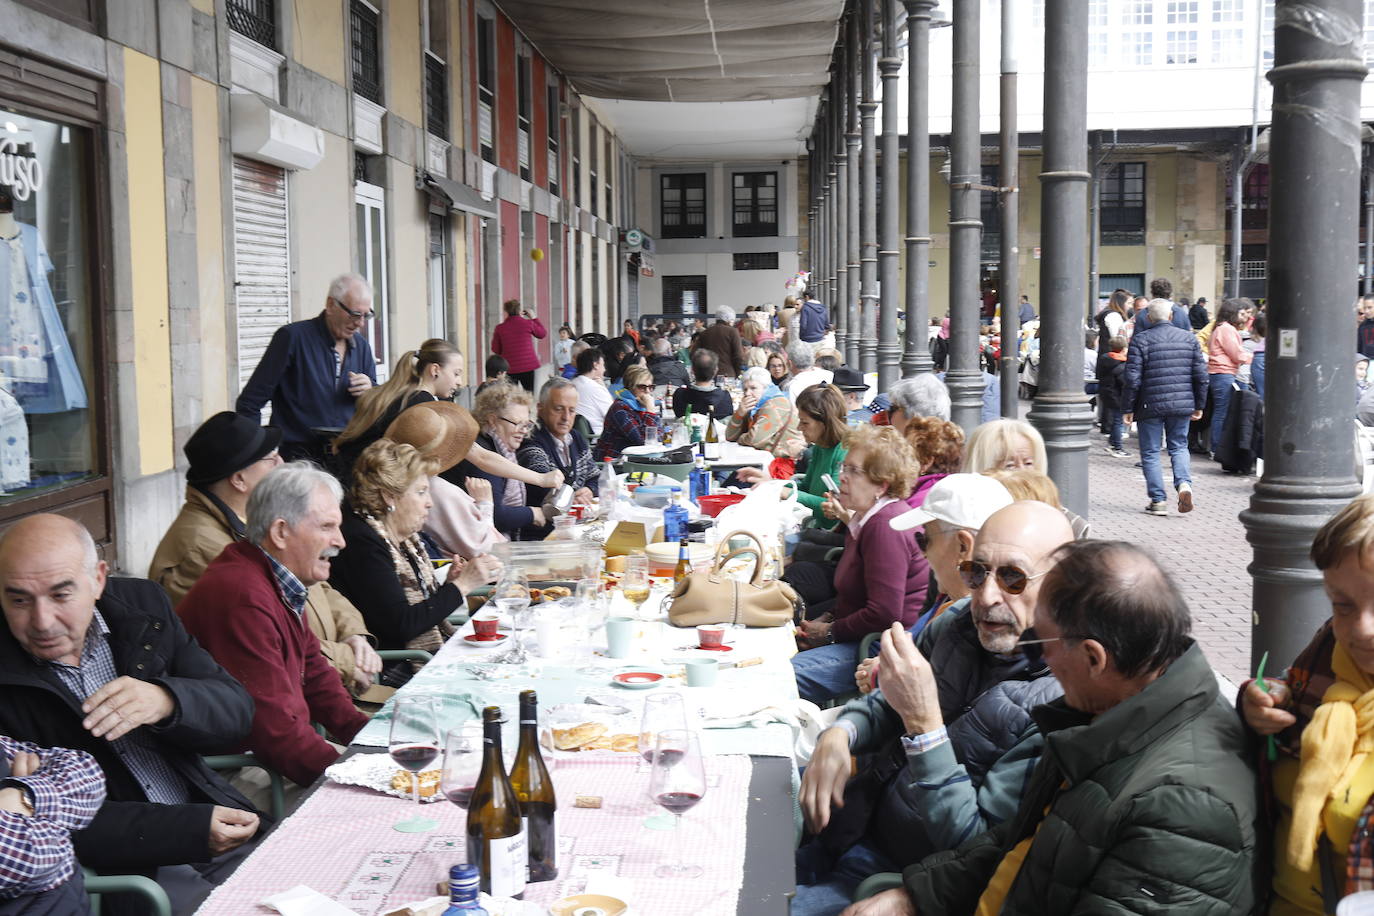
left=647, top=729, right=706, bottom=879
left=389, top=696, right=440, bottom=832
left=440, top=725, right=481, bottom=823
left=638, top=693, right=689, bottom=828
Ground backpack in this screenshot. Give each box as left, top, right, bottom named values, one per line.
left=799, top=299, right=829, bottom=342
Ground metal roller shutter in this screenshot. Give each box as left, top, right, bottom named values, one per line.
left=232, top=157, right=291, bottom=401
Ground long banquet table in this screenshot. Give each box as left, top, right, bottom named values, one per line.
left=195, top=589, right=802, bottom=915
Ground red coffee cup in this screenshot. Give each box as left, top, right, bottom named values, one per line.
left=697, top=625, right=725, bottom=649
left=473, top=614, right=500, bottom=639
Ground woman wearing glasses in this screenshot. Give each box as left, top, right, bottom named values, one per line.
left=593, top=365, right=663, bottom=462
left=785, top=425, right=930, bottom=705
left=450, top=383, right=547, bottom=539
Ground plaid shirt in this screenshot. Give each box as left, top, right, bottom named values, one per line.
left=44, top=611, right=189, bottom=806
left=259, top=546, right=307, bottom=618
left=1268, top=619, right=1374, bottom=895
left=0, top=735, right=105, bottom=898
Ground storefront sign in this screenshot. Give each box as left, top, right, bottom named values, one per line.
left=0, top=136, right=42, bottom=201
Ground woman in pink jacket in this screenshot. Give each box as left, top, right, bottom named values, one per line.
left=1207, top=297, right=1253, bottom=457
left=490, top=298, right=547, bottom=391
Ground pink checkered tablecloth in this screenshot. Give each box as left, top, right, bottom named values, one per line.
left=196, top=753, right=751, bottom=915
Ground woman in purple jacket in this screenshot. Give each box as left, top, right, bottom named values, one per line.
left=490, top=298, right=546, bottom=391
left=786, top=425, right=929, bottom=704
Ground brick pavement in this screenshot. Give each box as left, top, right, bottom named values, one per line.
left=1079, top=423, right=1255, bottom=686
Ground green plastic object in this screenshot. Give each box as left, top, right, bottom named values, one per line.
left=85, top=871, right=172, bottom=916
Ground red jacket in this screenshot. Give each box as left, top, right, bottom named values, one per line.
left=177, top=541, right=367, bottom=786
left=490, top=314, right=547, bottom=373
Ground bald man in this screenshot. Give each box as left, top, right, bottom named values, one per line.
left=794, top=502, right=1074, bottom=916
left=0, top=515, right=260, bottom=912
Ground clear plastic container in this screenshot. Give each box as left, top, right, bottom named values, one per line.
left=490, top=539, right=603, bottom=584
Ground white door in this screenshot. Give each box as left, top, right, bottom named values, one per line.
left=355, top=181, right=390, bottom=381
left=232, top=157, right=290, bottom=410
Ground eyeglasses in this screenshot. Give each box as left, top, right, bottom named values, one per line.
left=1016, top=625, right=1090, bottom=665
left=497, top=416, right=534, bottom=434
left=839, top=463, right=868, bottom=480
left=958, top=559, right=1049, bottom=595
left=633, top=384, right=654, bottom=392
left=330, top=297, right=374, bottom=321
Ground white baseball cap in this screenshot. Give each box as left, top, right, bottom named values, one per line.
left=890, top=473, right=1014, bottom=532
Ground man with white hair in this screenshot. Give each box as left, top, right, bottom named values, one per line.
left=884, top=374, right=951, bottom=433
left=690, top=305, right=747, bottom=377
left=786, top=340, right=834, bottom=399
left=178, top=464, right=369, bottom=789
left=647, top=335, right=690, bottom=387
left=236, top=273, right=378, bottom=462
left=1121, top=297, right=1207, bottom=517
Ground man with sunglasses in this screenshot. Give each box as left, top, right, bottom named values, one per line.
left=796, top=501, right=1071, bottom=916
left=846, top=540, right=1258, bottom=916
left=236, top=273, right=378, bottom=462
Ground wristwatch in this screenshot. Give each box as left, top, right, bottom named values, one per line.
left=0, top=779, right=34, bottom=816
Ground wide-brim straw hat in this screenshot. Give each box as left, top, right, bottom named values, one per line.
left=384, top=401, right=478, bottom=473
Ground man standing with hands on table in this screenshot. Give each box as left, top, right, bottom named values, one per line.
left=796, top=500, right=1071, bottom=916
left=179, top=464, right=370, bottom=793
left=0, top=515, right=261, bottom=914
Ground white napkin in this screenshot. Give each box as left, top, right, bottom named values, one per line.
left=261, top=886, right=359, bottom=916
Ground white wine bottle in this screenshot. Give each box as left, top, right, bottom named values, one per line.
left=508, top=690, right=558, bottom=883
left=466, top=707, right=527, bottom=899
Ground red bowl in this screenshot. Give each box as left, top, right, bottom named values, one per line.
left=697, top=493, right=745, bottom=517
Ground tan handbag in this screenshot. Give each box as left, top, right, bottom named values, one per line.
left=667, top=530, right=796, bottom=628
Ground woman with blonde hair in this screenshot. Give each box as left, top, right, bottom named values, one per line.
left=962, top=418, right=1047, bottom=473
left=593, top=364, right=663, bottom=462
left=331, top=439, right=497, bottom=677
left=449, top=383, right=544, bottom=539
left=985, top=467, right=1092, bottom=538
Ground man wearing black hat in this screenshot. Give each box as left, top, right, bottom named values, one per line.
left=832, top=367, right=873, bottom=426
left=149, top=412, right=382, bottom=697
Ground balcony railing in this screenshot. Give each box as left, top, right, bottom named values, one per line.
left=227, top=0, right=276, bottom=49
left=1223, top=260, right=1268, bottom=280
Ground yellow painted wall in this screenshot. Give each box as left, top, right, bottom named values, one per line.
left=388, top=157, right=429, bottom=348
left=190, top=0, right=212, bottom=12
left=291, top=0, right=346, bottom=85
left=388, top=0, right=423, bottom=126
left=291, top=131, right=353, bottom=318
left=452, top=214, right=470, bottom=356
left=123, top=48, right=174, bottom=476
left=190, top=75, right=228, bottom=415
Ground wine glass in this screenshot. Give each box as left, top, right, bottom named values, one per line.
left=647, top=730, right=707, bottom=878
left=440, top=725, right=482, bottom=826
left=575, top=577, right=608, bottom=675
left=620, top=555, right=652, bottom=621
left=389, top=697, right=440, bottom=832
left=493, top=570, right=531, bottom=664
left=644, top=424, right=660, bottom=448
left=637, top=693, right=689, bottom=763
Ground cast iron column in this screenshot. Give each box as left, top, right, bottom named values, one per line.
left=998, top=0, right=1019, bottom=416
left=1243, top=0, right=1365, bottom=670
left=946, top=0, right=983, bottom=432
left=835, top=66, right=851, bottom=353
left=859, top=0, right=880, bottom=374
left=877, top=0, right=902, bottom=390
left=1364, top=142, right=1373, bottom=297
left=1026, top=0, right=1093, bottom=516
left=901, top=0, right=937, bottom=376
left=846, top=15, right=863, bottom=368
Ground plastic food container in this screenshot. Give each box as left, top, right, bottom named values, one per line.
left=697, top=493, right=746, bottom=517
left=490, top=539, right=603, bottom=584
left=631, top=485, right=676, bottom=509
left=643, top=540, right=713, bottom=577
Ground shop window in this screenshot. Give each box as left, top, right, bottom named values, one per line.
left=0, top=110, right=98, bottom=505
left=661, top=173, right=706, bottom=239
left=662, top=275, right=707, bottom=315
left=350, top=1, right=382, bottom=104
left=732, top=171, right=777, bottom=238
left=227, top=0, right=277, bottom=50
left=1100, top=162, right=1146, bottom=245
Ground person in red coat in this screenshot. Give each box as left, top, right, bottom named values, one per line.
left=490, top=298, right=547, bottom=392
left=179, top=464, right=368, bottom=789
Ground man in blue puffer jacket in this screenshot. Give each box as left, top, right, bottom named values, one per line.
left=1121, top=298, right=1207, bottom=517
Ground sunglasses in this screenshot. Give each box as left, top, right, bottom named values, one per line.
left=1016, top=625, right=1089, bottom=665
left=958, top=559, right=1050, bottom=595
left=633, top=384, right=655, bottom=392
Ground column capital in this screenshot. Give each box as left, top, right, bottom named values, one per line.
left=902, top=0, right=939, bottom=15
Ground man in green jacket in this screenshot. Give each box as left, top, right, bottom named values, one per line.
left=843, top=540, right=1259, bottom=916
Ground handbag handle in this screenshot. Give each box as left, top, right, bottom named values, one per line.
left=710, top=529, right=770, bottom=587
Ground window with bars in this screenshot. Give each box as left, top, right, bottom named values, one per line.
left=1166, top=30, right=1199, bottom=63
left=661, top=173, right=706, bottom=239
left=517, top=54, right=532, bottom=181
left=732, top=171, right=778, bottom=238
left=733, top=252, right=779, bottom=271
left=425, top=52, right=448, bottom=138
left=350, top=1, right=381, bottom=104
left=477, top=15, right=495, bottom=162
left=227, top=0, right=276, bottom=49
left=1101, top=162, right=1146, bottom=245
left=547, top=85, right=560, bottom=197
left=980, top=164, right=1001, bottom=259
left=1167, top=1, right=1199, bottom=23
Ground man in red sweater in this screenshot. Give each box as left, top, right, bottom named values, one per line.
left=178, top=464, right=368, bottom=788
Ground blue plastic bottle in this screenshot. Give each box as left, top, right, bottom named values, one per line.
left=442, top=864, right=489, bottom=914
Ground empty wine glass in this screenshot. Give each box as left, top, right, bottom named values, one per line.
left=389, top=697, right=440, bottom=832
left=440, top=725, right=482, bottom=827
left=647, top=730, right=706, bottom=878
left=493, top=570, right=531, bottom=664
left=637, top=693, right=689, bottom=763
left=621, top=554, right=651, bottom=621
left=575, top=577, right=608, bottom=675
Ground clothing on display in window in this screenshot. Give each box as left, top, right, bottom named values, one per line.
left=0, top=386, right=28, bottom=491
left=0, top=222, right=87, bottom=414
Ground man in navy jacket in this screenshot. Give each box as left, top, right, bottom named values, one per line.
left=1121, top=299, right=1208, bottom=517
left=236, top=273, right=377, bottom=462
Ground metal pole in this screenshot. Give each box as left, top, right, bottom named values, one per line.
left=901, top=0, right=937, bottom=377
left=1243, top=0, right=1365, bottom=671
left=835, top=55, right=851, bottom=353
left=946, top=0, right=983, bottom=432
left=1026, top=0, right=1092, bottom=516
left=859, top=0, right=880, bottom=375
left=877, top=0, right=902, bottom=391
left=997, top=0, right=1019, bottom=417
left=1088, top=133, right=1101, bottom=315
left=846, top=13, right=863, bottom=368
left=1364, top=144, right=1373, bottom=296
left=1231, top=141, right=1246, bottom=298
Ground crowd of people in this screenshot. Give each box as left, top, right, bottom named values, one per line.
left=0, top=269, right=1368, bottom=916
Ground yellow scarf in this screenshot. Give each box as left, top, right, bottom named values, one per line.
left=1287, top=642, right=1374, bottom=872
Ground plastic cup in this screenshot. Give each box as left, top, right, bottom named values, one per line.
left=685, top=658, right=719, bottom=687
left=472, top=613, right=500, bottom=639
left=605, top=617, right=635, bottom=659
left=697, top=625, right=725, bottom=649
